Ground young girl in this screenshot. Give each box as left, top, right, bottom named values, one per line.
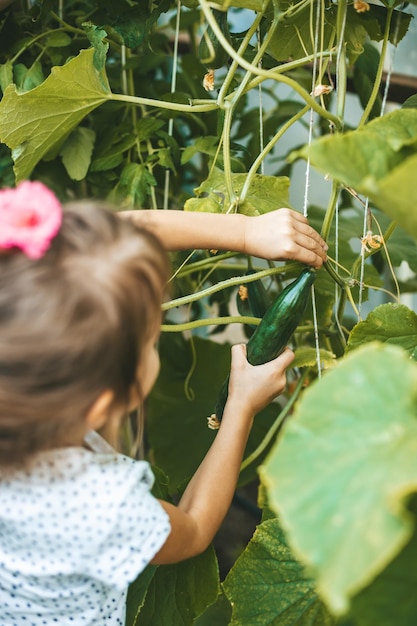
left=0, top=181, right=326, bottom=625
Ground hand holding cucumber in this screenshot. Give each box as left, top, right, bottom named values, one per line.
left=209, top=268, right=316, bottom=429
left=224, top=345, right=295, bottom=423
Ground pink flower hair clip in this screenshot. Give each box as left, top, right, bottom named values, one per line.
left=0, top=181, right=63, bottom=260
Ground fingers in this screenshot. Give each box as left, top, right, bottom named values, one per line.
left=275, top=346, right=295, bottom=369
left=230, top=343, right=247, bottom=365
left=232, top=344, right=294, bottom=372
left=228, top=345, right=294, bottom=415
left=259, top=347, right=295, bottom=381
left=251, top=209, right=328, bottom=266
left=284, top=213, right=327, bottom=255
left=293, top=234, right=328, bottom=268
left=295, top=220, right=327, bottom=249
left=282, top=219, right=328, bottom=268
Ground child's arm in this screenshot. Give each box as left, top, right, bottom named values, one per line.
left=151, top=345, right=295, bottom=564
left=121, top=208, right=327, bottom=268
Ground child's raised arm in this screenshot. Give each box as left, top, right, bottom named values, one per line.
left=121, top=208, right=327, bottom=269
left=151, top=345, right=294, bottom=564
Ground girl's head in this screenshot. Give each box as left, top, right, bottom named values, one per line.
left=0, top=184, right=170, bottom=466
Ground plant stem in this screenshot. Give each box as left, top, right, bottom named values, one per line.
left=336, top=289, right=348, bottom=334
left=323, top=260, right=346, bottom=290
left=162, top=263, right=299, bottom=311
left=321, top=179, right=341, bottom=242
left=228, top=72, right=342, bottom=129
left=217, top=8, right=264, bottom=106
left=174, top=252, right=236, bottom=276
left=358, top=6, right=394, bottom=128
left=111, top=93, right=218, bottom=114
left=222, top=102, right=237, bottom=210
left=244, top=50, right=334, bottom=92
left=335, top=0, right=347, bottom=122
left=161, top=315, right=260, bottom=333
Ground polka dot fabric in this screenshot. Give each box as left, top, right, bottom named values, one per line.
left=0, top=446, right=171, bottom=625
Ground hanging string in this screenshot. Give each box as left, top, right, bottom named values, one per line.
left=357, top=11, right=401, bottom=318
left=382, top=8, right=401, bottom=113
left=120, top=45, right=128, bottom=95
left=333, top=3, right=346, bottom=333
left=163, top=0, right=182, bottom=210
left=302, top=0, right=322, bottom=219
left=358, top=196, right=370, bottom=319
left=257, top=26, right=265, bottom=175
left=303, top=0, right=323, bottom=377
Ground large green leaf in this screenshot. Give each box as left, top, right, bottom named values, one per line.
left=369, top=153, right=417, bottom=239
left=346, top=303, right=417, bottom=355
left=0, top=48, right=111, bottom=181
left=125, top=565, right=158, bottom=626
left=294, top=109, right=417, bottom=240
left=295, top=108, right=417, bottom=186
left=223, top=518, right=335, bottom=625
left=184, top=169, right=292, bottom=215
left=267, top=3, right=341, bottom=64
left=266, top=3, right=410, bottom=65
left=261, top=342, right=417, bottom=615
left=134, top=546, right=220, bottom=626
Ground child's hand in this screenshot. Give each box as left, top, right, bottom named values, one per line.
left=243, top=208, right=327, bottom=268
left=226, top=344, right=295, bottom=419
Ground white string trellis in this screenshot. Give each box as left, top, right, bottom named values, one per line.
left=303, top=0, right=323, bottom=378
left=163, top=0, right=182, bottom=210
left=357, top=11, right=401, bottom=319
left=332, top=2, right=347, bottom=339
left=257, top=25, right=265, bottom=176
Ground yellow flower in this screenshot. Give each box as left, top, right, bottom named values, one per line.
left=354, top=0, right=370, bottom=13
left=203, top=69, right=215, bottom=92
left=311, top=84, right=333, bottom=97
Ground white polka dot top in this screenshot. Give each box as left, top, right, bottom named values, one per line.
left=0, top=439, right=171, bottom=625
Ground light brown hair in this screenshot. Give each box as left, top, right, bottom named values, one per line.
left=0, top=202, right=170, bottom=466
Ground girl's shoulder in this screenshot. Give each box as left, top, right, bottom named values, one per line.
left=0, top=444, right=154, bottom=490
left=0, top=445, right=170, bottom=587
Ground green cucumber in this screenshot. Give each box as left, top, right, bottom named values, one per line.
left=211, top=267, right=316, bottom=426
left=198, top=9, right=231, bottom=70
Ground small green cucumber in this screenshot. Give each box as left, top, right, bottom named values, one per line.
left=211, top=267, right=316, bottom=426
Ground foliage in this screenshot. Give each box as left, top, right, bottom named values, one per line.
left=1, top=0, right=417, bottom=624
